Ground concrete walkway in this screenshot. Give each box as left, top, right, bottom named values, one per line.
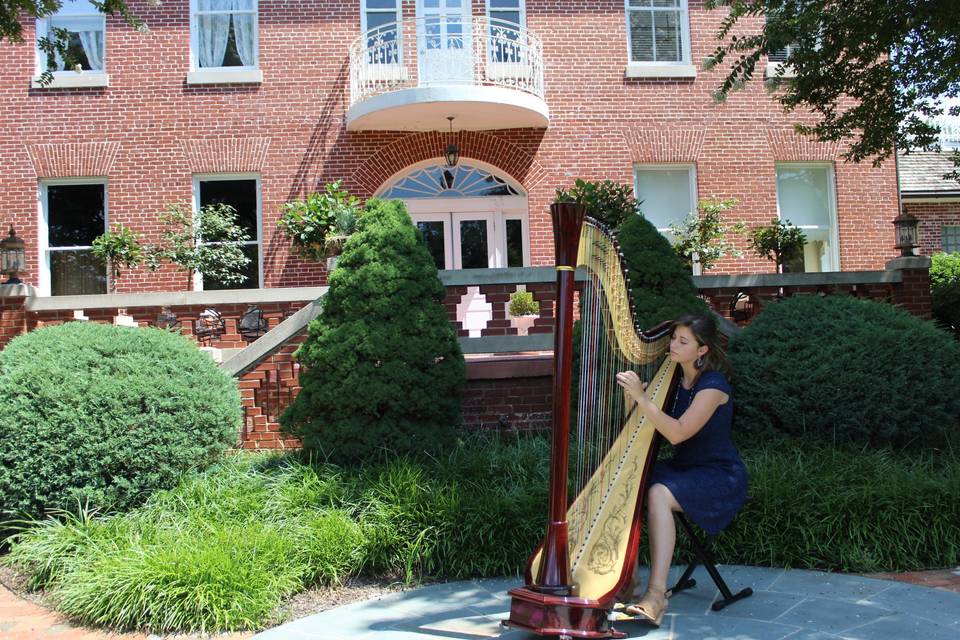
left=252, top=566, right=960, bottom=640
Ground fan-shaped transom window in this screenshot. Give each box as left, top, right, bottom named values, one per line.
left=382, top=164, right=522, bottom=199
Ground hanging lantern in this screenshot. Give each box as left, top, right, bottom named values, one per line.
left=444, top=116, right=459, bottom=167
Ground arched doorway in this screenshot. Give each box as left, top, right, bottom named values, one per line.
left=378, top=160, right=529, bottom=270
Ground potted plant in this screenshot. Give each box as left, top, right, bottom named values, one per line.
left=278, top=180, right=362, bottom=267
left=508, top=289, right=540, bottom=336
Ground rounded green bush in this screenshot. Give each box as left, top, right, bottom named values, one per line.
left=0, top=322, right=241, bottom=518
left=281, top=198, right=465, bottom=464
left=931, top=251, right=960, bottom=337
left=729, top=294, right=960, bottom=449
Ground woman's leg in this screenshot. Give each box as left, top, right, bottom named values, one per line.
left=647, top=482, right=682, bottom=592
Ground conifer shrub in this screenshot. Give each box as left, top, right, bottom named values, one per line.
left=729, top=294, right=960, bottom=449
left=281, top=198, right=465, bottom=464
left=0, top=322, right=240, bottom=518
left=615, top=213, right=710, bottom=327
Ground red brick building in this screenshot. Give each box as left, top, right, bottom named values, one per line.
left=0, top=0, right=902, bottom=298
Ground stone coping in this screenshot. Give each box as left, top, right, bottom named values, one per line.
left=693, top=269, right=901, bottom=289
left=24, top=286, right=330, bottom=312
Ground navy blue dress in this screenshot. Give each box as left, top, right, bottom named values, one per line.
left=648, top=370, right=748, bottom=535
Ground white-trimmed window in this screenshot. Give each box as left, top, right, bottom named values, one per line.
left=39, top=180, right=108, bottom=296
left=34, top=0, right=108, bottom=88
left=189, top=0, right=260, bottom=83
left=487, top=0, right=526, bottom=63
left=362, top=0, right=401, bottom=64
left=775, top=163, right=840, bottom=273
left=194, top=176, right=262, bottom=290
left=625, top=0, right=691, bottom=66
left=942, top=225, right=960, bottom=253
left=634, top=165, right=697, bottom=235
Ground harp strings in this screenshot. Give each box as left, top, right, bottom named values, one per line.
left=568, top=222, right=666, bottom=557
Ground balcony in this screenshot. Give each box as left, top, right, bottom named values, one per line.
left=347, top=16, right=549, bottom=132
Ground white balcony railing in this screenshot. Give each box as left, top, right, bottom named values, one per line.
left=348, top=15, right=545, bottom=109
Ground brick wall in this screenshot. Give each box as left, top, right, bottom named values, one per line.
left=0, top=0, right=900, bottom=294
left=904, top=201, right=960, bottom=255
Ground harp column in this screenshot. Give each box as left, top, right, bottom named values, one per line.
left=535, top=201, right=586, bottom=594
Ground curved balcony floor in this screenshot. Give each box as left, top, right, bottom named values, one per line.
left=346, top=85, right=550, bottom=131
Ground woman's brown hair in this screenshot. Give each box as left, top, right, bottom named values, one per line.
left=672, top=314, right=732, bottom=378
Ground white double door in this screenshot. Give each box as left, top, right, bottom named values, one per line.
left=406, top=197, right=529, bottom=270
left=417, top=0, right=474, bottom=85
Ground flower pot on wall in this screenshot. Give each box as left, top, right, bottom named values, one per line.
left=511, top=314, right=537, bottom=336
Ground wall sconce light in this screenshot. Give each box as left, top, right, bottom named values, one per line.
left=0, top=226, right=26, bottom=284
left=892, top=211, right=919, bottom=257
left=445, top=116, right=460, bottom=167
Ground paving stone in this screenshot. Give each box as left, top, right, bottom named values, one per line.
left=772, top=596, right=891, bottom=635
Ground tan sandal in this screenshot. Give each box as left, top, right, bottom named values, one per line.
left=624, top=588, right=667, bottom=627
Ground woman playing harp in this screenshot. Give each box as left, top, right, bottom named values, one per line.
left=615, top=314, right=748, bottom=627
left=506, top=203, right=746, bottom=638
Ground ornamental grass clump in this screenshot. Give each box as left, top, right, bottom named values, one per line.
left=0, top=322, right=241, bottom=519
left=729, top=294, right=960, bottom=449
left=281, top=198, right=465, bottom=464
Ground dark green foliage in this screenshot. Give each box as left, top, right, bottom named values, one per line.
left=555, top=179, right=639, bottom=229
left=615, top=214, right=710, bottom=328
left=6, top=438, right=960, bottom=632
left=729, top=294, right=960, bottom=449
left=706, top=1, right=960, bottom=165
left=0, top=322, right=240, bottom=518
left=358, top=434, right=549, bottom=581
left=711, top=443, right=960, bottom=572
left=281, top=198, right=465, bottom=464
left=931, top=252, right=960, bottom=337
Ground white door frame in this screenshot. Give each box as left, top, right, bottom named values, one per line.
left=405, top=195, right=528, bottom=269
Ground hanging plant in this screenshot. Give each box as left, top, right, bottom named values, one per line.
left=278, top=180, right=362, bottom=261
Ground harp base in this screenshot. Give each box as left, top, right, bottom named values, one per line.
left=503, top=587, right=625, bottom=639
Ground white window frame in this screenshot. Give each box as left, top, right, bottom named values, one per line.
left=187, top=0, right=262, bottom=85
left=633, top=163, right=698, bottom=236
left=486, top=0, right=526, bottom=29
left=362, top=0, right=404, bottom=70
left=942, top=225, right=960, bottom=253
left=485, top=0, right=529, bottom=78
left=32, top=1, right=109, bottom=89
left=38, top=178, right=108, bottom=297
left=766, top=43, right=799, bottom=79
left=774, top=162, right=840, bottom=273
left=192, top=174, right=263, bottom=291
left=624, top=0, right=695, bottom=79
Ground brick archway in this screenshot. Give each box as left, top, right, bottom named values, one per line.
left=348, top=130, right=552, bottom=196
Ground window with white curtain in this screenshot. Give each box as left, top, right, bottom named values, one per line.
left=36, top=0, right=106, bottom=75
left=625, top=0, right=690, bottom=64
left=362, top=0, right=401, bottom=64
left=634, top=165, right=697, bottom=234
left=775, top=164, right=840, bottom=272
left=191, top=0, right=259, bottom=69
